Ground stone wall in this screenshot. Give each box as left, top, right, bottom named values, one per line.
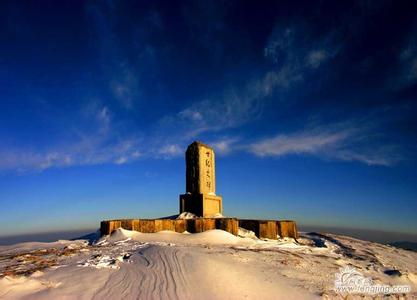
left=238, top=219, right=298, bottom=239
left=277, top=220, right=299, bottom=239
left=101, top=218, right=298, bottom=239
left=100, top=218, right=238, bottom=236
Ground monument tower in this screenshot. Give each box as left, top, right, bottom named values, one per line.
left=101, top=140, right=298, bottom=239
left=179, top=141, right=223, bottom=217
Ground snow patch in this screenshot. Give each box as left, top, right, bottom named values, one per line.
left=0, top=276, right=61, bottom=298
left=209, top=213, right=224, bottom=218
left=176, top=212, right=224, bottom=219
left=238, top=227, right=257, bottom=239
left=176, top=212, right=197, bottom=219
left=98, top=228, right=245, bottom=246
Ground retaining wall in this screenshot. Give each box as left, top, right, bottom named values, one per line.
left=100, top=218, right=298, bottom=239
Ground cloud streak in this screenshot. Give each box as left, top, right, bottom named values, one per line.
left=153, top=23, right=342, bottom=149
left=0, top=8, right=408, bottom=173
left=0, top=105, right=142, bottom=173
left=262, top=25, right=340, bottom=90
left=0, top=139, right=142, bottom=173
left=399, top=38, right=417, bottom=85
left=248, top=125, right=400, bottom=166
left=210, top=137, right=240, bottom=155
left=249, top=130, right=350, bottom=157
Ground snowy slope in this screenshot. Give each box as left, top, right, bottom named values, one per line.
left=0, top=229, right=416, bottom=299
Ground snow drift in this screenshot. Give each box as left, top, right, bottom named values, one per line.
left=0, top=229, right=416, bottom=299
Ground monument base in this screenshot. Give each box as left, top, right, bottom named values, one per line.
left=100, top=218, right=238, bottom=236
left=179, top=193, right=223, bottom=217
left=100, top=218, right=298, bottom=239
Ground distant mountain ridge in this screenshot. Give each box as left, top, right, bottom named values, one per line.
left=390, top=241, right=417, bottom=252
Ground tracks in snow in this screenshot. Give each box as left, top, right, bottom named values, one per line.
left=92, top=245, right=191, bottom=300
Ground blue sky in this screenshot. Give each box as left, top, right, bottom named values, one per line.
left=1, top=1, right=417, bottom=237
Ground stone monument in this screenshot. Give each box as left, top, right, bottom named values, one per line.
left=179, top=141, right=223, bottom=217
left=100, top=141, right=299, bottom=239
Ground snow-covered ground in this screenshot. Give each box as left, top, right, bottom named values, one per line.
left=0, top=229, right=416, bottom=299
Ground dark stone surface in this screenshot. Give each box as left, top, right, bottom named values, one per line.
left=384, top=269, right=402, bottom=277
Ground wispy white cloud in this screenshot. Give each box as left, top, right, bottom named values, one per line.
left=153, top=24, right=341, bottom=146
left=156, top=86, right=262, bottom=145
left=109, top=66, right=139, bottom=109
left=392, top=25, right=417, bottom=88
left=399, top=45, right=417, bottom=84
left=2, top=118, right=399, bottom=173
left=178, top=108, right=203, bottom=121
left=248, top=125, right=400, bottom=166
left=333, top=146, right=401, bottom=167
left=144, top=25, right=343, bottom=160
left=0, top=105, right=142, bottom=173
left=262, top=25, right=339, bottom=90
left=0, top=139, right=142, bottom=173
left=87, top=2, right=144, bottom=110
left=1, top=15, right=403, bottom=173
left=210, top=137, right=240, bottom=155
left=249, top=129, right=350, bottom=157
left=96, top=106, right=111, bottom=134
left=306, top=50, right=329, bottom=69
left=257, top=67, right=303, bottom=92
left=158, top=144, right=183, bottom=158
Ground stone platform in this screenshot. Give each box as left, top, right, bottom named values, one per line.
left=239, top=219, right=299, bottom=239
left=100, top=218, right=298, bottom=239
